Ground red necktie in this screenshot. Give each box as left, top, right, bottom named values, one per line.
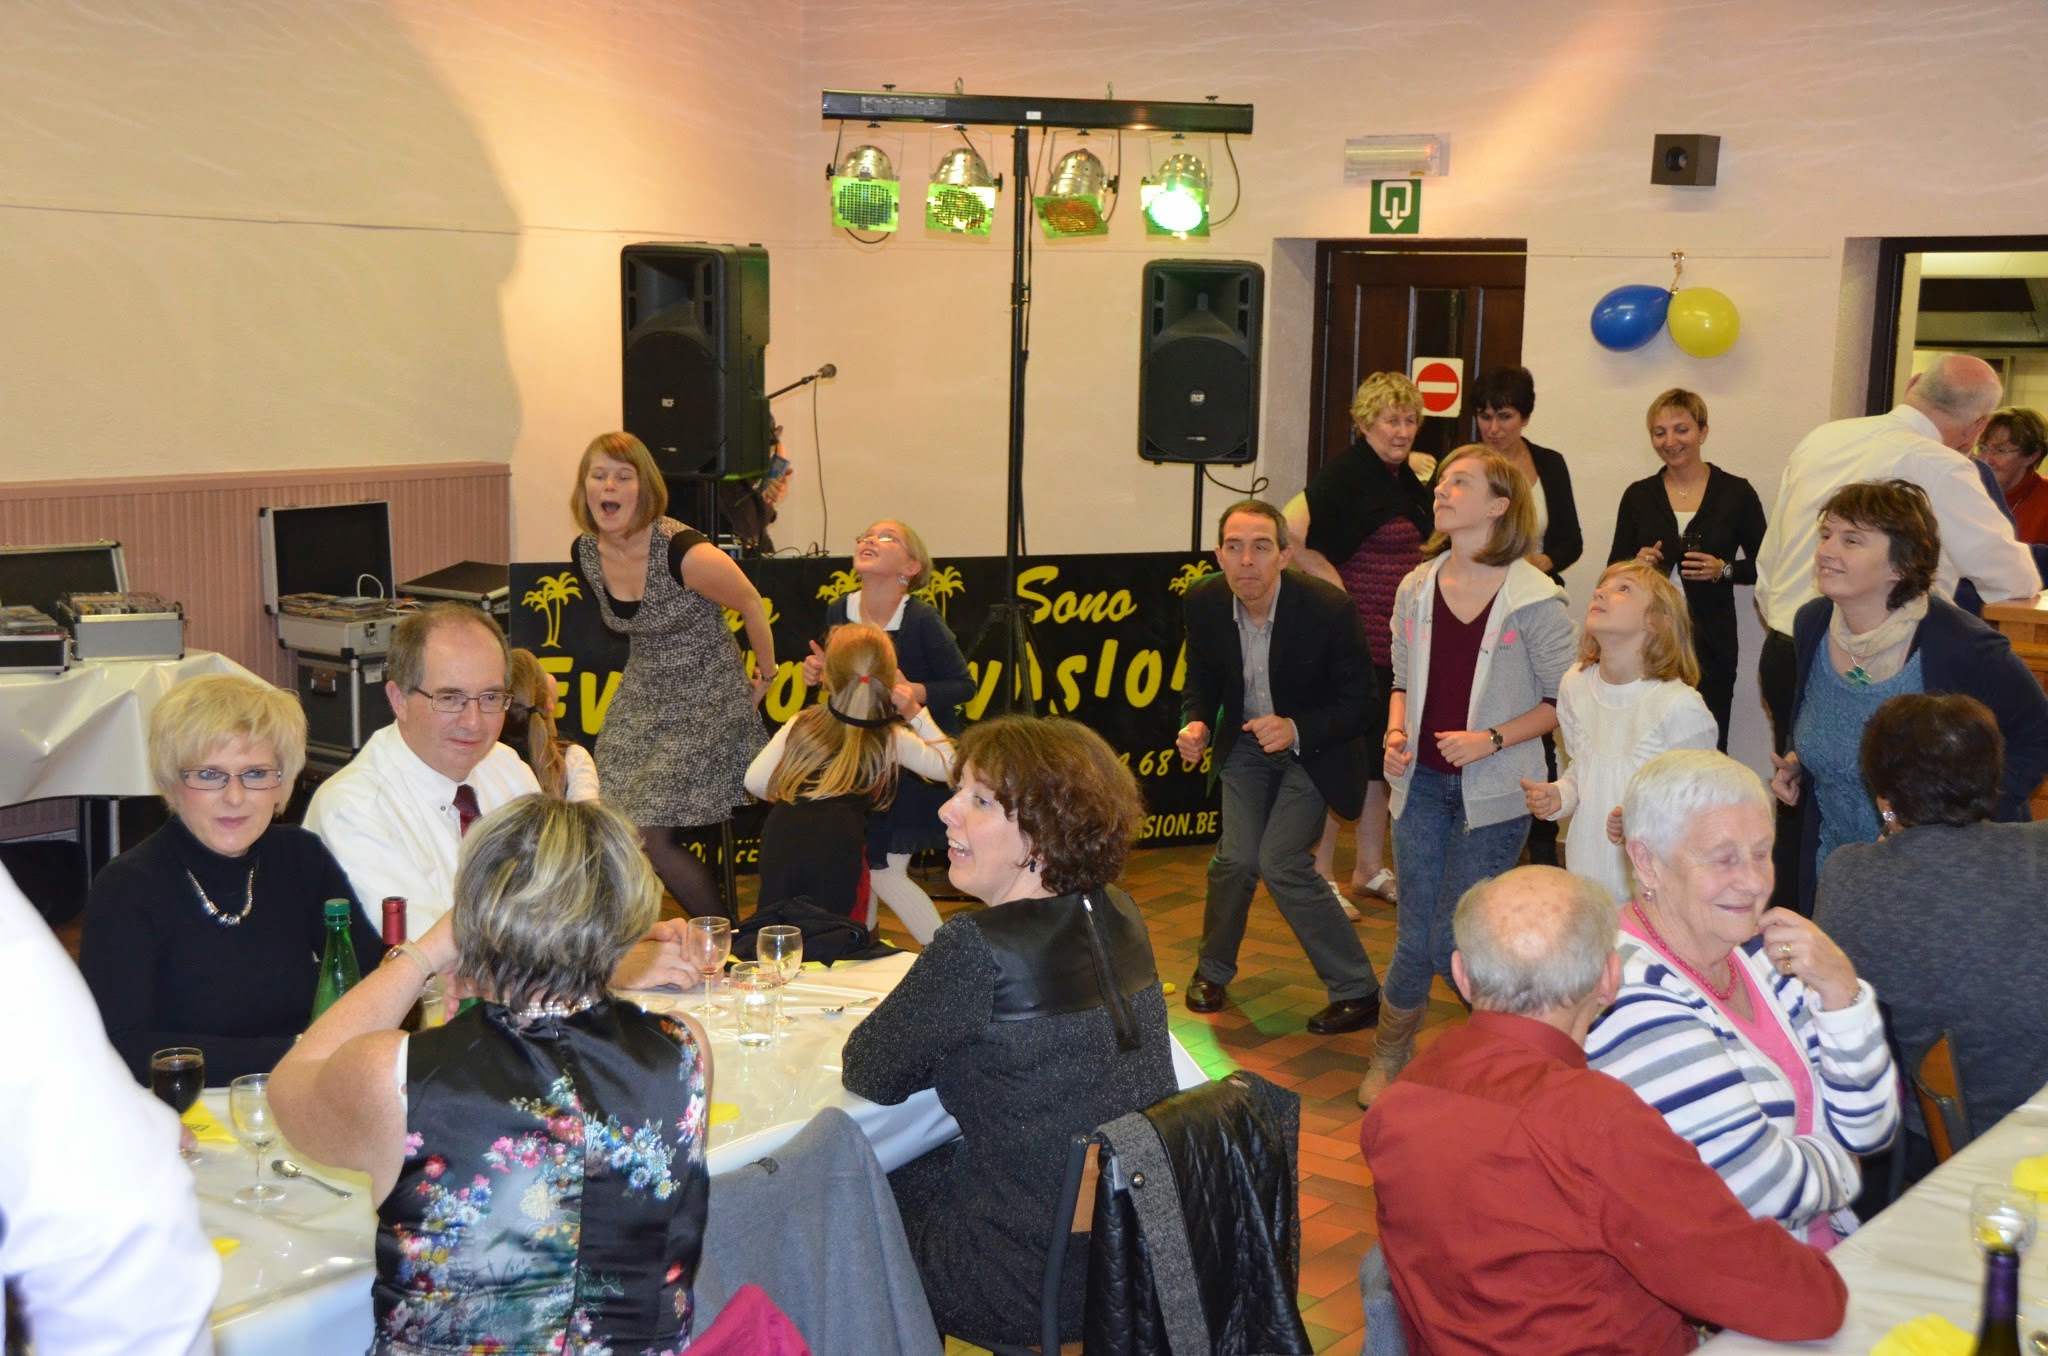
left=453, top=783, right=480, bottom=837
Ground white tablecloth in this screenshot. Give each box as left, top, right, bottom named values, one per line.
left=203, top=953, right=1206, bottom=1356
left=0, top=652, right=254, bottom=805
left=1700, top=1081, right=2048, bottom=1350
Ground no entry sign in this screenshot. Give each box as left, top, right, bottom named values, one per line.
left=1410, top=357, right=1464, bottom=417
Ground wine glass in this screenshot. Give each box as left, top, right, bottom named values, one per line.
left=729, top=962, right=775, bottom=1047
left=1972, top=1184, right=2037, bottom=1255
left=149, top=1046, right=204, bottom=1116
left=685, top=917, right=732, bottom=1018
left=756, top=925, right=803, bottom=1027
left=228, top=1073, right=284, bottom=1205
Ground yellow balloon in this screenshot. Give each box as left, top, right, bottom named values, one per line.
left=1668, top=286, right=1740, bottom=358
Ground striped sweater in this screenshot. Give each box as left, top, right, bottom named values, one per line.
left=1585, top=935, right=1899, bottom=1237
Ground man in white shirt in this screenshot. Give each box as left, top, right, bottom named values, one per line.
left=304, top=603, right=539, bottom=936
left=0, top=866, right=218, bottom=1356
left=1753, top=353, right=2036, bottom=740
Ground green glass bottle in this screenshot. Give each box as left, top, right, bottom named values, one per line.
left=310, top=898, right=361, bottom=1021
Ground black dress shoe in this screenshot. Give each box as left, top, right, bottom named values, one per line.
left=1307, top=995, right=1381, bottom=1035
left=1184, top=977, right=1227, bottom=1013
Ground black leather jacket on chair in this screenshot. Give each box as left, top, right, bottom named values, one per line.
left=1085, top=1070, right=1311, bottom=1355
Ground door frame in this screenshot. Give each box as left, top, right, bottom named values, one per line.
left=1866, top=233, right=2048, bottom=414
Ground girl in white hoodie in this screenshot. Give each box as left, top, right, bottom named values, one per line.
left=1359, top=445, right=1577, bottom=1107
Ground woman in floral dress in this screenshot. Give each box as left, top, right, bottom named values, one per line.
left=272, top=796, right=711, bottom=1356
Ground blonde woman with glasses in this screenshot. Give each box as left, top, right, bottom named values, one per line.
left=79, top=673, right=382, bottom=1082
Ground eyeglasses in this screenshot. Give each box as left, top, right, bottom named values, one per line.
left=854, top=531, right=901, bottom=548
left=180, top=767, right=286, bottom=792
left=410, top=687, right=514, bottom=715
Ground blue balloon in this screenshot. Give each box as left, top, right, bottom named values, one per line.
left=1589, top=284, right=1671, bottom=352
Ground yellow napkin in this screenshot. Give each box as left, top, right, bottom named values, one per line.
left=211, top=1237, right=241, bottom=1258
left=2011, top=1154, right=2048, bottom=1196
left=708, top=1102, right=740, bottom=1127
left=182, top=1102, right=237, bottom=1146
left=1870, top=1315, right=1972, bottom=1356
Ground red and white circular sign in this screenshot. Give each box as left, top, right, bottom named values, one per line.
left=1410, top=357, right=1464, bottom=417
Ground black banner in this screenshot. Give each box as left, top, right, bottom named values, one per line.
left=508, top=552, right=1227, bottom=866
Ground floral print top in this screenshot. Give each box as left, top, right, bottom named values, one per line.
left=373, top=1000, right=709, bottom=1356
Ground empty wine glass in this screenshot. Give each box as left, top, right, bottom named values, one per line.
left=685, top=917, right=732, bottom=1017
left=730, top=962, right=775, bottom=1047
left=757, top=925, right=803, bottom=1027
left=228, top=1073, right=284, bottom=1205
left=1972, top=1184, right=2037, bottom=1255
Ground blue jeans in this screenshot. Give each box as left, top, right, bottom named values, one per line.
left=1386, top=763, right=1531, bottom=1009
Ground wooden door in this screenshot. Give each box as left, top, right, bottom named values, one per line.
left=1308, top=239, right=1528, bottom=478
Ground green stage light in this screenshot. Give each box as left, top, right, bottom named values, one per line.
left=1142, top=150, right=1210, bottom=237
left=926, top=145, right=997, bottom=235
left=1033, top=148, right=1110, bottom=238
left=832, top=145, right=899, bottom=232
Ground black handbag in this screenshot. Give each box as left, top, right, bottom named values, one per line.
left=730, top=897, right=897, bottom=966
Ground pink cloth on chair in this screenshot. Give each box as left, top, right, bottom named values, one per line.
left=687, top=1283, right=812, bottom=1356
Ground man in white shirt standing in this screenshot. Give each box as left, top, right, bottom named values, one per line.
left=305, top=602, right=540, bottom=936
left=1753, top=353, right=2036, bottom=742
left=0, top=865, right=217, bottom=1356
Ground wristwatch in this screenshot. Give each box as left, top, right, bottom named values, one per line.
left=1718, top=559, right=1734, bottom=581
left=1487, top=728, right=1504, bottom=751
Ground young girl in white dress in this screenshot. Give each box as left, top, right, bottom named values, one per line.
left=1522, top=561, right=1717, bottom=905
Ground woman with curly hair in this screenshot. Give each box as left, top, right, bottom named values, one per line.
left=840, top=716, right=1178, bottom=1348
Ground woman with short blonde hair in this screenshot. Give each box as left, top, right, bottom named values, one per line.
left=80, top=673, right=380, bottom=1082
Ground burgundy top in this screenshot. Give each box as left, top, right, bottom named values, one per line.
left=1338, top=516, right=1426, bottom=667
left=1413, top=580, right=1491, bottom=775
left=1359, top=1012, right=1846, bottom=1356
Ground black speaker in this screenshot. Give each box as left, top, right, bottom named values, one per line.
left=621, top=243, right=770, bottom=481
left=1139, top=260, right=1264, bottom=465
left=1651, top=133, right=1720, bottom=186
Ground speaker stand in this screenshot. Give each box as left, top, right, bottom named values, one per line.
left=1190, top=466, right=1207, bottom=551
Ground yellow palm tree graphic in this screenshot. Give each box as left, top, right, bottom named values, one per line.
left=919, top=564, right=965, bottom=617
left=1166, top=562, right=1217, bottom=595
left=521, top=572, right=583, bottom=649
left=816, top=569, right=860, bottom=603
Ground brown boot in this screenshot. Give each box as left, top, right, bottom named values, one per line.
left=1354, top=1000, right=1427, bottom=1108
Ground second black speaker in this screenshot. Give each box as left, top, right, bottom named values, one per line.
left=621, top=243, right=770, bottom=481
left=1138, top=260, right=1264, bottom=465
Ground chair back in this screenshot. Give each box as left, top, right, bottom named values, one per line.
left=968, top=1131, right=1095, bottom=1356
left=1913, top=1029, right=1972, bottom=1162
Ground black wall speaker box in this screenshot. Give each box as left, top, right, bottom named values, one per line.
left=1651, top=134, right=1720, bottom=186
left=1139, top=260, right=1264, bottom=465
left=621, top=243, right=771, bottom=481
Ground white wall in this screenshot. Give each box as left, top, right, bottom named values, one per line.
left=8, top=0, right=2048, bottom=769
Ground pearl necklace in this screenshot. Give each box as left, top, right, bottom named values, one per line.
left=1630, top=900, right=1737, bottom=1001
left=186, top=864, right=256, bottom=927
left=514, top=995, right=597, bottom=1023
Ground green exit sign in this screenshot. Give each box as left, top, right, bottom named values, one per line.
left=1370, top=179, right=1422, bottom=235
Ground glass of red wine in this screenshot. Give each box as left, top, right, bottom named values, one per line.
left=150, top=1046, right=204, bottom=1115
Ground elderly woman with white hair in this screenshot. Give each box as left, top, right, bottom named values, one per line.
left=80, top=673, right=381, bottom=1083
left=1584, top=750, right=1898, bottom=1248
left=272, top=796, right=713, bottom=1356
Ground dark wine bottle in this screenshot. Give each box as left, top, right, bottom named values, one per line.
left=1974, top=1246, right=2023, bottom=1355
left=382, top=896, right=427, bottom=1033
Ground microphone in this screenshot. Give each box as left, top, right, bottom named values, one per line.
left=767, top=363, right=837, bottom=401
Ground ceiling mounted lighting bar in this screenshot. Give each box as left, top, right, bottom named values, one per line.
left=821, top=89, right=1253, bottom=135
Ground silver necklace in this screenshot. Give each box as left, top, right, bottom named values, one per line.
left=514, top=995, right=597, bottom=1022
left=186, top=863, right=256, bottom=927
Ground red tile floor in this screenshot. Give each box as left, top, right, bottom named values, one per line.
left=842, top=843, right=1472, bottom=1356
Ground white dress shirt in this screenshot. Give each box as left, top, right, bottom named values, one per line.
left=1754, top=404, right=2039, bottom=633
left=0, top=866, right=218, bottom=1356
left=303, top=723, right=540, bottom=934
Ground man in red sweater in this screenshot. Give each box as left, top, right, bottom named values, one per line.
left=1359, top=866, right=1846, bottom=1354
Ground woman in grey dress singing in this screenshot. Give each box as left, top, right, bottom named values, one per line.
left=570, top=431, right=774, bottom=916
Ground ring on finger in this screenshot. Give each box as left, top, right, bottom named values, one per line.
left=1777, top=942, right=1794, bottom=958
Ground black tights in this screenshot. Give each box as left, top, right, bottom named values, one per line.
left=639, top=825, right=724, bottom=919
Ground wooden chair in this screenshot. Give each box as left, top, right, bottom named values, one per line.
left=1912, top=1029, right=1972, bottom=1163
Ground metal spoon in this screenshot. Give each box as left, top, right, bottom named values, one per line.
left=272, top=1159, right=351, bottom=1198
left=823, top=995, right=879, bottom=1016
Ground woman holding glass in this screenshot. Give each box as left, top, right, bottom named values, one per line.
left=841, top=716, right=1177, bottom=1348
left=1286, top=371, right=1434, bottom=909
left=1607, top=388, right=1769, bottom=750
left=271, top=795, right=714, bottom=1355
left=79, top=673, right=381, bottom=1082
left=1769, top=479, right=2048, bottom=913
left=1587, top=750, right=1898, bottom=1246
left=570, top=430, right=773, bottom=916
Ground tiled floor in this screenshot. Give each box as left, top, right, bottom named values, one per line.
left=857, top=843, right=1472, bottom=1356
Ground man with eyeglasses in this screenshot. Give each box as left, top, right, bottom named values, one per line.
left=1177, top=499, right=1385, bottom=1036
left=304, top=603, right=542, bottom=936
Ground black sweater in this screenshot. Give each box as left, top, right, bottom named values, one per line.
left=1607, top=464, right=1769, bottom=672
left=79, top=817, right=383, bottom=1083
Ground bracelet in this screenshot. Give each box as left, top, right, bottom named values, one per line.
left=383, top=940, right=435, bottom=985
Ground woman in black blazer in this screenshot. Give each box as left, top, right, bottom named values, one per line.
left=1472, top=365, right=1581, bottom=864
left=1608, top=389, right=1768, bottom=750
